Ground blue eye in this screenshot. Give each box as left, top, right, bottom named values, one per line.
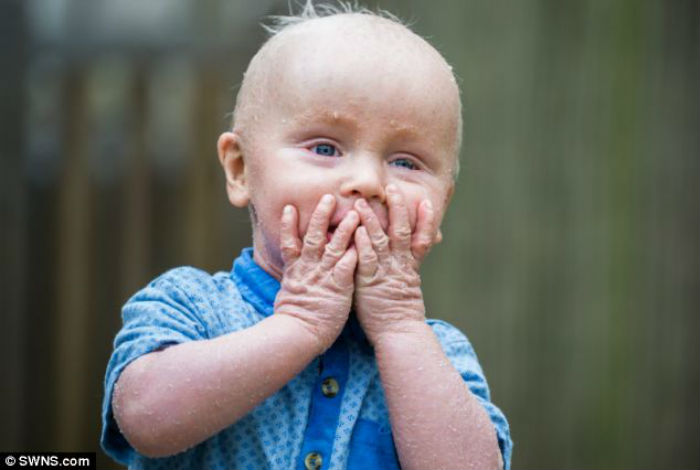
left=390, top=158, right=418, bottom=170
left=310, top=143, right=340, bottom=157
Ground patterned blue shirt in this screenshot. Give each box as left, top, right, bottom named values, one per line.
left=101, top=247, right=512, bottom=469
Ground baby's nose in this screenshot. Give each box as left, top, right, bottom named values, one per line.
left=338, top=156, right=386, bottom=203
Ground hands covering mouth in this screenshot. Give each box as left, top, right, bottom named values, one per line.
left=274, top=187, right=439, bottom=352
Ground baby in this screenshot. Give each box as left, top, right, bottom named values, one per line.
left=101, top=3, right=512, bottom=470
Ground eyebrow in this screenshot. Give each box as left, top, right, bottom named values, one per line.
left=292, top=109, right=359, bottom=129
left=292, top=109, right=423, bottom=141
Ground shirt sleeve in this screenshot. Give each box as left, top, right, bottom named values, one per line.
left=100, top=268, right=212, bottom=465
left=428, top=319, right=513, bottom=470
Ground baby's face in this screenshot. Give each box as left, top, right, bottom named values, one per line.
left=222, top=21, right=460, bottom=279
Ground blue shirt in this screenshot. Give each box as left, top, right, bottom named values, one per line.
left=101, top=247, right=512, bottom=469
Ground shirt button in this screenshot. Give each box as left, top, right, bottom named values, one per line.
left=321, top=377, right=339, bottom=398
left=304, top=451, right=323, bottom=470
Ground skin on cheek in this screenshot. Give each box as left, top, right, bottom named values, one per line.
left=253, top=193, right=312, bottom=251
left=403, top=188, right=434, bottom=232
left=251, top=165, right=329, bottom=242
left=249, top=196, right=287, bottom=274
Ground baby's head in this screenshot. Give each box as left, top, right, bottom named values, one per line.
left=218, top=2, right=462, bottom=279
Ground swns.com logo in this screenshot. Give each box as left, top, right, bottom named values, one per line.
left=1, top=452, right=95, bottom=469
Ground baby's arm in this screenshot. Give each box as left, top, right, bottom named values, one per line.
left=113, top=314, right=320, bottom=457
left=113, top=195, right=359, bottom=457
left=374, top=325, right=503, bottom=470
left=353, top=185, right=503, bottom=469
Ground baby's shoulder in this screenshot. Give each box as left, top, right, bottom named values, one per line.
left=126, top=265, right=255, bottom=335
left=149, top=266, right=237, bottom=299
left=426, top=318, right=476, bottom=353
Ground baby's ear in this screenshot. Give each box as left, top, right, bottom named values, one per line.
left=217, top=132, right=250, bottom=208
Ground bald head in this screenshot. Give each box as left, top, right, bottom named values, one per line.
left=232, top=9, right=463, bottom=178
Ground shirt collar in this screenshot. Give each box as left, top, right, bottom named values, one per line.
left=232, top=247, right=279, bottom=318
left=231, top=247, right=371, bottom=350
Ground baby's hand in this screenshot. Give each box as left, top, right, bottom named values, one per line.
left=353, top=185, right=437, bottom=345
left=274, top=194, right=360, bottom=354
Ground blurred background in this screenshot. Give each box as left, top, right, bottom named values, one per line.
left=1, top=0, right=698, bottom=468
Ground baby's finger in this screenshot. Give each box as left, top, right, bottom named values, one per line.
left=301, top=194, right=335, bottom=261
left=280, top=205, right=301, bottom=264
left=354, top=226, right=378, bottom=279
left=354, top=199, right=390, bottom=261
left=411, top=199, right=437, bottom=263
left=332, top=246, right=358, bottom=289
left=321, top=210, right=359, bottom=270
left=386, top=184, right=412, bottom=254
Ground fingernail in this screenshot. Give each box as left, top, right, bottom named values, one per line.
left=322, top=194, right=333, bottom=205
left=425, top=200, right=433, bottom=211
left=284, top=205, right=292, bottom=215
left=356, top=199, right=368, bottom=209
